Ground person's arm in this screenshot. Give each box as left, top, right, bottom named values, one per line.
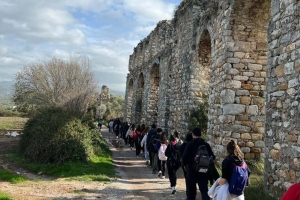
left=219, top=158, right=230, bottom=186
left=182, top=142, right=192, bottom=171
left=205, top=143, right=216, bottom=160
left=165, top=144, right=171, bottom=158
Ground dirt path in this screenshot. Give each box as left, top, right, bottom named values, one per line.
left=0, top=128, right=202, bottom=200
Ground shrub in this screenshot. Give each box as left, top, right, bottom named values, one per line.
left=188, top=94, right=209, bottom=139
left=19, top=107, right=106, bottom=164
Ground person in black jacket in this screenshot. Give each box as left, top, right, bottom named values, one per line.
left=165, top=133, right=182, bottom=195
left=146, top=124, right=157, bottom=167
left=182, top=127, right=215, bottom=200
left=179, top=131, right=193, bottom=199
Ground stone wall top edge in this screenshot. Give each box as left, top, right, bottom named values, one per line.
left=128, top=46, right=173, bottom=74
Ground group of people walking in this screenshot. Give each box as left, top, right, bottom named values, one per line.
left=107, top=120, right=252, bottom=200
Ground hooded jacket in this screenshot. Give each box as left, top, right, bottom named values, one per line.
left=221, top=156, right=251, bottom=183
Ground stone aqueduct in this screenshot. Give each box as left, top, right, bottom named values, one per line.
left=124, top=0, right=300, bottom=197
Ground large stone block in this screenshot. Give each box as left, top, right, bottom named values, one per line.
left=247, top=105, right=259, bottom=115
left=220, top=89, right=235, bottom=103
left=223, top=104, right=246, bottom=115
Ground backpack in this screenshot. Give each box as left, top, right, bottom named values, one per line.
left=193, top=145, right=210, bottom=173
left=158, top=144, right=167, bottom=161
left=149, top=135, right=159, bottom=153
left=229, top=162, right=248, bottom=196
left=167, top=143, right=181, bottom=170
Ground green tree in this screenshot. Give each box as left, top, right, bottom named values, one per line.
left=103, top=94, right=124, bottom=120
left=188, top=94, right=209, bottom=138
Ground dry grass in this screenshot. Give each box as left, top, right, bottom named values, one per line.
left=0, top=117, right=28, bottom=131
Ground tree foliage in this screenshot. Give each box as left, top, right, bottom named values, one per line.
left=13, top=57, right=97, bottom=113
left=188, top=94, right=209, bottom=137
left=102, top=94, right=124, bottom=120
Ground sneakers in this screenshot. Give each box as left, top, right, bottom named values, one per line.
left=158, top=171, right=162, bottom=178
left=161, top=176, right=165, bottom=179
left=171, top=190, right=176, bottom=194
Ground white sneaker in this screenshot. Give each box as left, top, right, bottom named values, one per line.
left=158, top=171, right=162, bottom=177
left=161, top=176, right=165, bottom=179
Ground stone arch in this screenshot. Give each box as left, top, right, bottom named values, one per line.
left=189, top=28, right=213, bottom=136
left=126, top=78, right=134, bottom=123
left=135, top=73, right=145, bottom=124
left=149, top=64, right=160, bottom=124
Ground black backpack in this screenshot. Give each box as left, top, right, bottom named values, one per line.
left=193, top=145, right=210, bottom=173
left=168, top=143, right=181, bottom=170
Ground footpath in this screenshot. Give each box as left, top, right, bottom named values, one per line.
left=0, top=128, right=205, bottom=199
left=101, top=127, right=188, bottom=200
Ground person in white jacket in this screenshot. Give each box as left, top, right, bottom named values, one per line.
left=158, top=133, right=168, bottom=179
left=141, top=127, right=150, bottom=164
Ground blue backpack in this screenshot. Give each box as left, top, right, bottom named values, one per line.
left=229, top=162, right=248, bottom=196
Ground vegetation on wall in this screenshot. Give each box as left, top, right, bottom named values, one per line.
left=188, top=94, right=209, bottom=137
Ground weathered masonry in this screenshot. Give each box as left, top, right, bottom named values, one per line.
left=124, top=0, right=300, bottom=197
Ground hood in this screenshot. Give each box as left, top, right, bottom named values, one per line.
left=228, top=156, right=244, bottom=166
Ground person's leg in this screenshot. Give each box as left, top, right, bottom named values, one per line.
left=187, top=172, right=197, bottom=200
left=167, top=165, right=175, bottom=186
left=162, top=161, right=166, bottom=177
left=149, top=152, right=152, bottom=166
left=182, top=168, right=188, bottom=199
left=197, top=174, right=209, bottom=200
left=153, top=153, right=158, bottom=173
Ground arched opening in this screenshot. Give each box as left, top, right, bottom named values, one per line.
left=127, top=79, right=134, bottom=123
left=135, top=73, right=144, bottom=124
left=198, top=29, right=211, bottom=95
left=150, top=64, right=160, bottom=124
left=189, top=29, right=211, bottom=136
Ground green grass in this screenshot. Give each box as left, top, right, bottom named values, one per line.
left=0, top=169, right=28, bottom=184
left=245, top=174, right=275, bottom=200
left=245, top=160, right=275, bottom=200
left=10, top=154, right=114, bottom=182
left=0, top=191, right=13, bottom=200
left=0, top=117, right=28, bottom=131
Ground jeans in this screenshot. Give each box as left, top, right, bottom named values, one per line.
left=144, top=145, right=149, bottom=161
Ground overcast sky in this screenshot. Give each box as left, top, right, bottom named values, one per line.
left=0, top=0, right=181, bottom=92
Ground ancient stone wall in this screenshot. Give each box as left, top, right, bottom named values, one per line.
left=124, top=0, right=300, bottom=197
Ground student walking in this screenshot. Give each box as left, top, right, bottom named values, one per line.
left=146, top=124, right=157, bottom=167
left=141, top=127, right=150, bottom=164
left=217, top=140, right=251, bottom=199
left=158, top=133, right=168, bottom=179
left=179, top=131, right=193, bottom=199
left=126, top=124, right=135, bottom=150
left=149, top=128, right=163, bottom=174
left=134, top=125, right=143, bottom=157
left=182, top=127, right=215, bottom=200
left=165, top=133, right=182, bottom=194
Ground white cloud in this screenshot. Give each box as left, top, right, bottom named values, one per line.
left=0, top=0, right=180, bottom=92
